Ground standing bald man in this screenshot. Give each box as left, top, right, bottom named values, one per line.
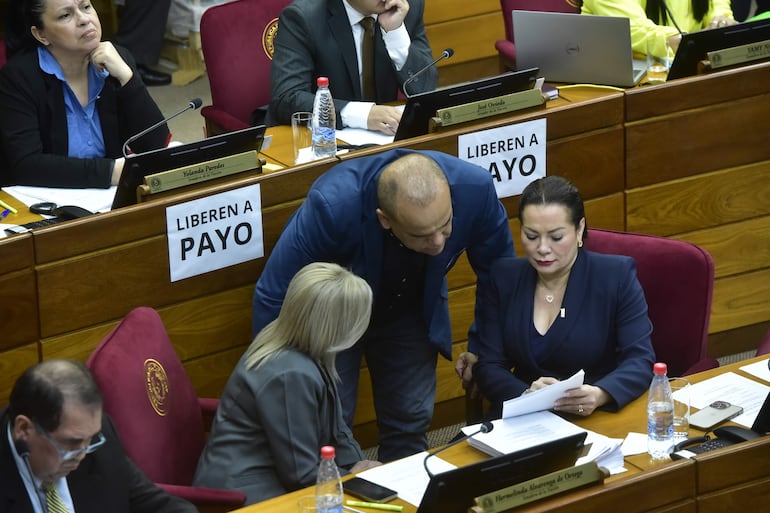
left=251, top=149, right=514, bottom=461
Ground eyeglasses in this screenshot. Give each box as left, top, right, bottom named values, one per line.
left=34, top=423, right=106, bottom=461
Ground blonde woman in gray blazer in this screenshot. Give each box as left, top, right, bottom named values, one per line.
left=194, top=263, right=380, bottom=504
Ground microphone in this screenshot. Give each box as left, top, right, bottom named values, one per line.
left=403, top=48, right=454, bottom=98
left=14, top=439, right=46, bottom=512
left=121, top=98, right=203, bottom=157
left=423, top=420, right=493, bottom=478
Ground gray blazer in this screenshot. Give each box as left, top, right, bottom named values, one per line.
left=193, top=350, right=364, bottom=504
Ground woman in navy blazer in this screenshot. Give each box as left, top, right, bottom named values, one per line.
left=469, top=176, right=655, bottom=418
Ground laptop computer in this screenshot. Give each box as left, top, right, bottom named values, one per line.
left=112, top=125, right=266, bottom=209
left=512, top=11, right=646, bottom=87
left=668, top=17, right=770, bottom=80
left=415, top=432, right=587, bottom=513
left=394, top=68, right=540, bottom=141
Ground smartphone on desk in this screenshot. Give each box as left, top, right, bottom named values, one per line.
left=343, top=477, right=398, bottom=502
left=689, top=400, right=743, bottom=430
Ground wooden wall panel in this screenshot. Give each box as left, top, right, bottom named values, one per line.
left=626, top=163, right=770, bottom=236
left=0, top=344, right=39, bottom=406
left=710, top=268, right=770, bottom=334
left=0, top=234, right=37, bottom=350
left=426, top=13, right=503, bottom=67
left=674, top=216, right=770, bottom=280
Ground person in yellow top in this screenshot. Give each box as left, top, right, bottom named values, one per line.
left=579, top=0, right=736, bottom=58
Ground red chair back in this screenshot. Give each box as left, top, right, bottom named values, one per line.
left=0, top=40, right=6, bottom=68
left=499, top=0, right=579, bottom=42
left=584, top=228, right=716, bottom=377
left=200, top=0, right=291, bottom=132
left=86, top=307, right=205, bottom=485
left=756, top=328, right=770, bottom=356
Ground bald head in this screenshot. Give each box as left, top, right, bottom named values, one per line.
left=376, top=153, right=449, bottom=219
left=9, top=359, right=102, bottom=433
left=375, top=153, right=453, bottom=256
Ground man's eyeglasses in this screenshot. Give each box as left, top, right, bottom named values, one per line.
left=34, top=423, right=106, bottom=461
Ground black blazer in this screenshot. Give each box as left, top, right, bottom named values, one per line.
left=0, top=409, right=196, bottom=513
left=0, top=45, right=168, bottom=188
left=268, top=0, right=438, bottom=127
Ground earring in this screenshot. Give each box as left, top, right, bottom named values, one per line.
left=578, top=240, right=583, bottom=248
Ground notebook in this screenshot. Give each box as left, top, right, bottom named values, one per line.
left=415, top=432, right=587, bottom=513
left=512, top=11, right=646, bottom=87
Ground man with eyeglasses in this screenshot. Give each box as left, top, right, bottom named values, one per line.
left=0, top=359, right=196, bottom=513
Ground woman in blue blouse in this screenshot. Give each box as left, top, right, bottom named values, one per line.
left=0, top=0, right=168, bottom=188
left=458, top=176, right=655, bottom=418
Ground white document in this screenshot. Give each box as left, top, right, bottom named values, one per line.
left=502, top=369, right=585, bottom=419
left=686, top=371, right=770, bottom=428
left=337, top=127, right=395, bottom=146
left=461, top=411, right=585, bottom=456
left=355, top=451, right=456, bottom=507
left=3, top=185, right=116, bottom=213
left=740, top=358, right=770, bottom=384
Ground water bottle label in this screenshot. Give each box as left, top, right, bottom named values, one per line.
left=313, top=127, right=336, bottom=145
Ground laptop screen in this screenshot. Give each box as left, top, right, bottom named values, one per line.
left=415, top=432, right=587, bottom=513
left=112, top=125, right=266, bottom=209
left=668, top=17, right=770, bottom=80
left=394, top=68, right=540, bottom=141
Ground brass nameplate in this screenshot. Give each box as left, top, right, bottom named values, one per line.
left=435, top=88, right=545, bottom=127
left=143, top=150, right=260, bottom=194
left=468, top=462, right=608, bottom=513
left=707, top=38, right=770, bottom=69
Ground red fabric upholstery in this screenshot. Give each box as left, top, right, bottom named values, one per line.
left=756, top=328, right=770, bottom=357
left=0, top=40, right=6, bottom=69
left=200, top=0, right=291, bottom=134
left=584, top=229, right=718, bottom=377
left=86, top=307, right=245, bottom=508
left=496, top=0, right=580, bottom=69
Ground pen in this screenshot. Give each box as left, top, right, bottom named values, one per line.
left=346, top=501, right=404, bottom=512
left=343, top=506, right=367, bottom=513
left=1, top=209, right=9, bottom=221
left=0, top=199, right=18, bottom=215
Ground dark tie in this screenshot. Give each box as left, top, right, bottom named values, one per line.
left=43, top=481, right=70, bottom=513
left=359, top=17, right=376, bottom=101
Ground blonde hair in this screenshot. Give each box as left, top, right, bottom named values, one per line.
left=245, top=262, right=372, bottom=378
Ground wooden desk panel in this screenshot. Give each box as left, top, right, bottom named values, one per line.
left=0, top=234, right=37, bottom=351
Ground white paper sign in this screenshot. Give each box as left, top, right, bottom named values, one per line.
left=166, top=184, right=264, bottom=282
left=458, top=118, right=547, bottom=199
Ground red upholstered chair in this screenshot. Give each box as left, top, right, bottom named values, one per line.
left=199, top=0, right=291, bottom=135
left=584, top=228, right=718, bottom=377
left=756, top=328, right=770, bottom=357
left=0, top=40, right=6, bottom=68
left=86, top=307, right=246, bottom=511
left=496, top=0, right=580, bottom=70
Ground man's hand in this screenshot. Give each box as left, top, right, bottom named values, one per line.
left=367, top=105, right=402, bottom=134
left=455, top=351, right=480, bottom=399
left=377, top=0, right=410, bottom=33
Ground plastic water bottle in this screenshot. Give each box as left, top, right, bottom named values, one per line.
left=312, top=77, right=337, bottom=159
left=316, top=446, right=343, bottom=513
left=647, top=362, right=675, bottom=460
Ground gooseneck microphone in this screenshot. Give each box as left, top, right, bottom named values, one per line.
left=14, top=439, right=47, bottom=512
left=423, top=421, right=493, bottom=478
left=402, top=48, right=454, bottom=98
left=121, top=98, right=203, bottom=157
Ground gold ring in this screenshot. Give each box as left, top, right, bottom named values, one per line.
left=578, top=404, right=584, bottom=414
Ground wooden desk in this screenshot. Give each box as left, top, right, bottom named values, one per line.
left=2, top=63, right=770, bottom=451
left=232, top=356, right=770, bottom=513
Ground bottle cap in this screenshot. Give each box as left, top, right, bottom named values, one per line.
left=317, top=76, right=329, bottom=87
left=320, top=445, right=335, bottom=459
left=653, top=362, right=667, bottom=375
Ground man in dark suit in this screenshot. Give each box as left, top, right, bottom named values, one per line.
left=268, top=0, right=438, bottom=135
left=0, top=359, right=196, bottom=513
left=251, top=149, right=515, bottom=461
